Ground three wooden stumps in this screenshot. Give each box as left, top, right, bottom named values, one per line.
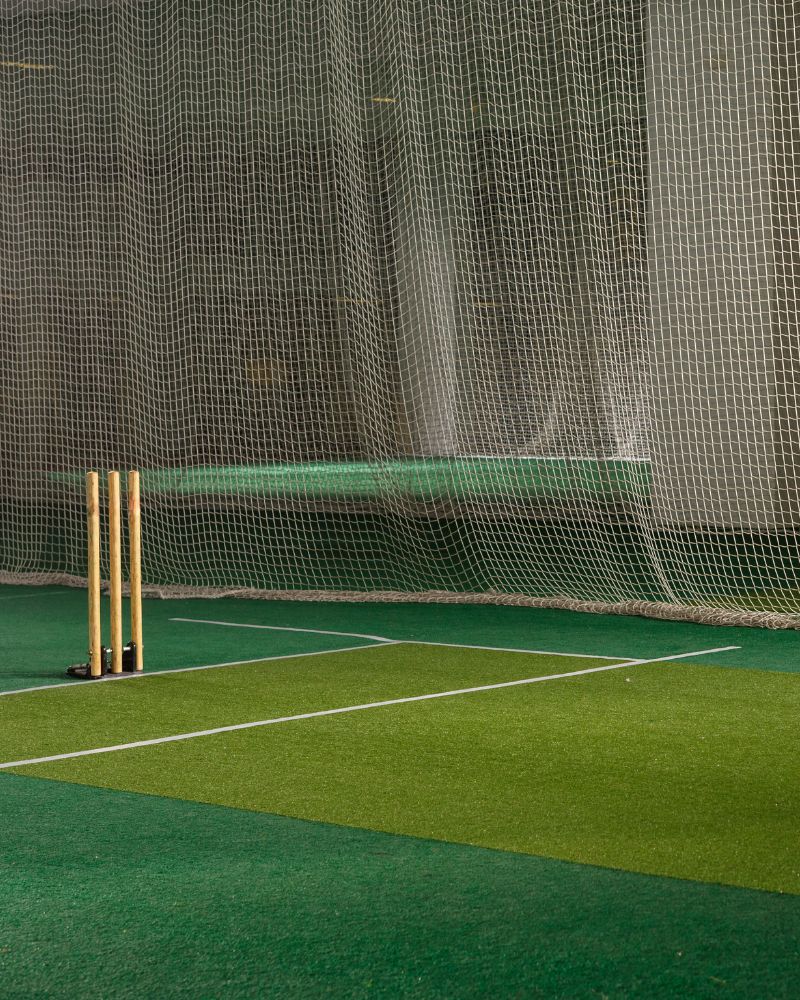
left=86, top=470, right=143, bottom=678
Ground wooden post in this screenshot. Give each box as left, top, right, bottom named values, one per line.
left=108, top=471, right=123, bottom=674
left=87, top=471, right=102, bottom=678
left=128, top=470, right=143, bottom=671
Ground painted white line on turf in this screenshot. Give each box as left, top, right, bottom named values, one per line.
left=171, top=617, right=395, bottom=643
left=0, top=645, right=739, bottom=770
left=406, top=640, right=627, bottom=661
left=0, top=642, right=398, bottom=699
left=170, top=618, right=631, bottom=661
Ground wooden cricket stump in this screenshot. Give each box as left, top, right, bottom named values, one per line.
left=108, top=471, right=123, bottom=674
left=69, top=468, right=144, bottom=679
left=128, top=470, right=144, bottom=671
left=86, top=471, right=103, bottom=679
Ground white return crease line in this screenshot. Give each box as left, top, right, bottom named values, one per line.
left=0, top=645, right=739, bottom=770
left=170, top=618, right=628, bottom=660
left=402, top=640, right=625, bottom=660
left=170, top=617, right=395, bottom=644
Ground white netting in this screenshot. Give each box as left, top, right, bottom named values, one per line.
left=1, top=1, right=799, bottom=627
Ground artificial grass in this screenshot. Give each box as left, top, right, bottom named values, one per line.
left=4, top=773, right=799, bottom=999
left=0, top=643, right=603, bottom=762
left=0, top=586, right=388, bottom=692
left=5, top=644, right=800, bottom=894
left=3, top=583, right=799, bottom=696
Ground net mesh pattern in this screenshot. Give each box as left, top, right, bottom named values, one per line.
left=1, top=0, right=799, bottom=627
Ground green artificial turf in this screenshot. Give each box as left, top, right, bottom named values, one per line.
left=3, top=773, right=799, bottom=999
left=4, top=644, right=799, bottom=894
left=3, top=583, right=800, bottom=695
left=0, top=584, right=390, bottom=692
left=0, top=645, right=601, bottom=762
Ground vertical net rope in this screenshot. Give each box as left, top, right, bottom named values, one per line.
left=1, top=1, right=799, bottom=628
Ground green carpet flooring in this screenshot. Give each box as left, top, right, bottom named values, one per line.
left=4, top=644, right=799, bottom=894
left=0, top=645, right=602, bottom=762
left=3, top=584, right=800, bottom=694
left=2, top=591, right=799, bottom=996
left=2, top=773, right=799, bottom=999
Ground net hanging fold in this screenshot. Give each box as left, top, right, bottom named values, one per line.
left=1, top=1, right=799, bottom=628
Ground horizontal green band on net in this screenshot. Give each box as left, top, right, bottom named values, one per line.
left=47, top=457, right=651, bottom=503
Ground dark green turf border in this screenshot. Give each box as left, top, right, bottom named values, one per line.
left=2, top=773, right=799, bottom=999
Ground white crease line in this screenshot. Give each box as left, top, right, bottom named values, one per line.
left=405, top=640, right=625, bottom=661
left=171, top=617, right=395, bottom=643
left=0, top=642, right=396, bottom=699
left=171, top=618, right=631, bottom=661
left=0, top=645, right=740, bottom=770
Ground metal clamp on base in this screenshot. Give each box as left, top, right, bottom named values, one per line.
left=66, top=641, right=139, bottom=679
left=66, top=646, right=110, bottom=680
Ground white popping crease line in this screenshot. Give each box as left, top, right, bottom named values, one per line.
left=0, top=645, right=740, bottom=770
